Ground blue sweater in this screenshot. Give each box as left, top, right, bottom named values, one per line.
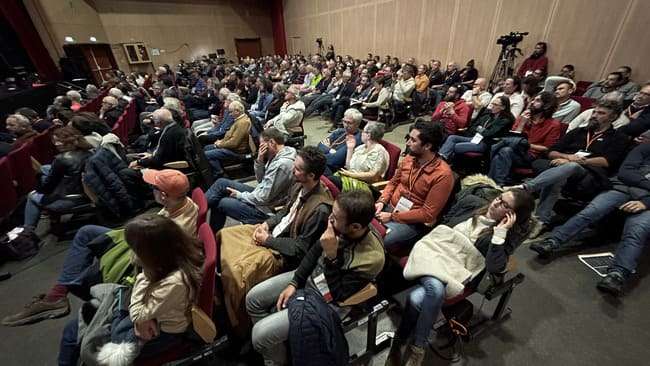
left=317, top=128, right=361, bottom=172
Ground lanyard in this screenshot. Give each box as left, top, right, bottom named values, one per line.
left=408, top=157, right=434, bottom=192
left=585, top=131, right=605, bottom=151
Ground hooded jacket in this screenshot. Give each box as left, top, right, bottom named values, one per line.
left=236, top=146, right=296, bottom=212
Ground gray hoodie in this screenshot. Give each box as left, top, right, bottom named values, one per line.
left=237, top=146, right=296, bottom=212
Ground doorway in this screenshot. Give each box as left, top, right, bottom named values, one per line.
left=234, top=38, right=262, bottom=59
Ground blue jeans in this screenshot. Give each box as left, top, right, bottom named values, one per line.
left=396, top=276, right=446, bottom=347
left=58, top=225, right=111, bottom=295
left=205, top=178, right=269, bottom=232
left=439, top=135, right=487, bottom=161
left=382, top=205, right=429, bottom=251
left=203, top=145, right=245, bottom=177
left=24, top=191, right=79, bottom=227
left=551, top=190, right=650, bottom=277
left=488, top=146, right=533, bottom=185
left=525, top=162, right=587, bottom=224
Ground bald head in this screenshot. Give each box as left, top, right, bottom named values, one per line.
left=102, top=96, right=118, bottom=109
left=475, top=78, right=487, bottom=91
left=152, top=108, right=174, bottom=127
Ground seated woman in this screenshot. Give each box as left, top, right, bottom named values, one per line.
left=24, top=127, right=93, bottom=229
left=360, top=76, right=391, bottom=119
left=385, top=189, right=534, bottom=366
left=57, top=214, right=202, bottom=365
left=248, top=77, right=274, bottom=123
left=68, top=112, right=111, bottom=148
left=438, top=95, right=514, bottom=162
left=328, top=122, right=389, bottom=192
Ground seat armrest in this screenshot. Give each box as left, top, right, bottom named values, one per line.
left=484, top=273, right=525, bottom=300
left=164, top=161, right=190, bottom=169
left=338, top=283, right=377, bottom=307
left=372, top=181, right=389, bottom=190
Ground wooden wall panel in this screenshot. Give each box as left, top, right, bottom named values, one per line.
left=284, top=0, right=650, bottom=82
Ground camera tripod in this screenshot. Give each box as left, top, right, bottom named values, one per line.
left=488, top=44, right=522, bottom=89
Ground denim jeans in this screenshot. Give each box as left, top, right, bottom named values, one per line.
left=551, top=190, right=650, bottom=277
left=205, top=178, right=269, bottom=232
left=382, top=205, right=429, bottom=252
left=58, top=225, right=111, bottom=294
left=439, top=135, right=487, bottom=161
left=488, top=146, right=533, bottom=185
left=246, top=271, right=295, bottom=366
left=525, top=162, right=587, bottom=224
left=203, top=145, right=245, bottom=177
left=396, top=276, right=446, bottom=347
left=24, top=191, right=79, bottom=227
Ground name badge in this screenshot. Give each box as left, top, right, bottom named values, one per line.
left=575, top=150, right=592, bottom=158
left=329, top=148, right=337, bottom=154
left=645, top=173, right=650, bottom=180
left=470, top=133, right=484, bottom=144
left=313, top=268, right=333, bottom=303
left=394, top=196, right=414, bottom=213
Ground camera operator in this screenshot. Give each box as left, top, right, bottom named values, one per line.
left=517, top=41, right=549, bottom=78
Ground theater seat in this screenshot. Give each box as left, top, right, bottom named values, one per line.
left=7, top=142, right=38, bottom=195
left=191, top=187, right=208, bottom=228
left=0, top=157, right=18, bottom=219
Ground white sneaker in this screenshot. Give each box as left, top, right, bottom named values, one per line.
left=528, top=217, right=547, bottom=239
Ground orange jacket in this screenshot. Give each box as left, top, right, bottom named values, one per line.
left=379, top=155, right=455, bottom=225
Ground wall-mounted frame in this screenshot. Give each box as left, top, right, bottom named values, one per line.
left=123, top=43, right=151, bottom=64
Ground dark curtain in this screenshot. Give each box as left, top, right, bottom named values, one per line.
left=271, top=0, right=287, bottom=56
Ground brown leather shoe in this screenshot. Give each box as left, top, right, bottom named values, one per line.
left=2, top=294, right=70, bottom=326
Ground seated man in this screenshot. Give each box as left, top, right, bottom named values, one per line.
left=488, top=92, right=563, bottom=185
left=330, top=75, right=372, bottom=129
left=375, top=121, right=455, bottom=250
left=318, top=108, right=362, bottom=174
left=129, top=108, right=187, bottom=170
left=217, top=146, right=332, bottom=333
left=2, top=169, right=197, bottom=326
left=542, top=77, right=581, bottom=124
left=513, top=99, right=630, bottom=237
left=248, top=77, right=274, bottom=122
left=615, top=65, right=641, bottom=100
left=203, top=100, right=253, bottom=177
left=516, top=42, right=549, bottom=78
left=567, top=92, right=630, bottom=132
left=491, top=76, right=525, bottom=118
left=461, top=77, right=492, bottom=120
left=584, top=72, right=626, bottom=100
left=617, top=82, right=650, bottom=138
left=301, top=68, right=333, bottom=109
left=529, top=142, right=650, bottom=296
left=264, top=85, right=305, bottom=137
left=4, top=114, right=37, bottom=151
left=99, top=96, right=123, bottom=127
left=392, top=65, right=416, bottom=107
left=205, top=127, right=296, bottom=231
left=246, top=190, right=385, bottom=365
left=431, top=84, right=471, bottom=135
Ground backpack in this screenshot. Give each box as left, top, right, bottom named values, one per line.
left=0, top=226, right=40, bottom=262
left=182, top=128, right=214, bottom=189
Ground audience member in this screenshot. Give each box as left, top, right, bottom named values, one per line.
left=491, top=76, right=525, bottom=117
left=567, top=92, right=630, bottom=132
left=615, top=66, right=641, bottom=100
left=517, top=42, right=549, bottom=77
left=129, top=108, right=186, bottom=169
left=99, top=96, right=123, bottom=127
left=15, top=107, right=52, bottom=132
left=431, top=84, right=471, bottom=134
left=264, top=85, right=305, bottom=136
left=361, top=76, right=391, bottom=118
left=318, top=108, right=363, bottom=173
left=530, top=142, right=650, bottom=296
left=542, top=77, right=581, bottom=123
left=246, top=190, right=385, bottom=366
left=461, top=77, right=493, bottom=119
left=5, top=114, right=37, bottom=151
left=439, top=95, right=515, bottom=162
left=584, top=72, right=626, bottom=100
left=558, top=64, right=576, bottom=80
left=205, top=127, right=296, bottom=231
left=513, top=99, right=630, bottom=237
left=375, top=122, right=455, bottom=250
left=387, top=189, right=534, bottom=366
left=489, top=92, right=562, bottom=185
left=203, top=100, right=253, bottom=177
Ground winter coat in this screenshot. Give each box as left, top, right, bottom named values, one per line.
left=288, top=288, right=349, bottom=366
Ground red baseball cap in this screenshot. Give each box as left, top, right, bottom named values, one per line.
left=142, top=169, right=189, bottom=198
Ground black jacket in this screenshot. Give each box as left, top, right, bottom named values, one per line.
left=611, top=143, right=650, bottom=207
left=102, top=106, right=124, bottom=127
left=38, top=150, right=92, bottom=205
left=138, top=123, right=186, bottom=169
left=84, top=147, right=145, bottom=218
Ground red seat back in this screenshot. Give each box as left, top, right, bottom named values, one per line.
left=192, top=188, right=208, bottom=229
left=379, top=139, right=402, bottom=180
left=31, top=128, right=57, bottom=165
left=320, top=175, right=340, bottom=199
left=7, top=142, right=37, bottom=195
left=574, top=81, right=592, bottom=97
left=197, top=223, right=217, bottom=318
left=0, top=157, right=18, bottom=219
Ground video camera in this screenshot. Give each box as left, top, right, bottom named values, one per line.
left=496, top=31, right=529, bottom=47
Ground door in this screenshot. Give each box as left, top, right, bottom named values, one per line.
left=235, top=38, right=262, bottom=59
left=63, top=44, right=118, bottom=86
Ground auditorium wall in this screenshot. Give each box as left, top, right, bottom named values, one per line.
left=24, top=0, right=274, bottom=72
left=282, top=0, right=650, bottom=83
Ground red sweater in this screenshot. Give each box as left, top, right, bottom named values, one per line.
left=512, top=117, right=563, bottom=158
left=517, top=56, right=548, bottom=77
left=431, top=100, right=471, bottom=135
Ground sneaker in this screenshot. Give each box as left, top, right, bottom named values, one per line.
left=528, top=218, right=548, bottom=239
left=2, top=295, right=70, bottom=327
left=529, top=237, right=560, bottom=258
left=596, top=272, right=625, bottom=297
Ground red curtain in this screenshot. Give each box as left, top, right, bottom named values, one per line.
left=0, top=0, right=60, bottom=81
left=271, top=0, right=287, bottom=56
